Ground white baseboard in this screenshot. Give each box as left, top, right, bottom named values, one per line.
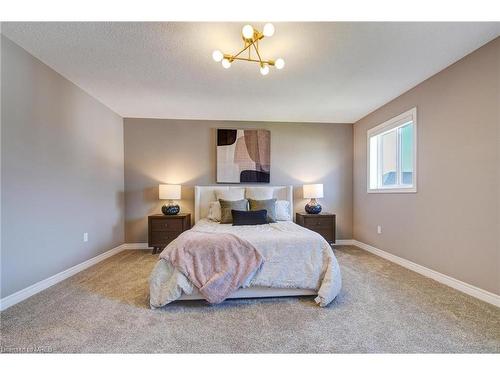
left=122, top=242, right=152, bottom=250
left=0, top=243, right=128, bottom=311
left=0, top=242, right=155, bottom=311
left=2, top=239, right=498, bottom=310
left=351, top=240, right=500, bottom=308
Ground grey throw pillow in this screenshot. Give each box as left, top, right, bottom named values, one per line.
left=219, top=199, right=248, bottom=224
left=248, top=198, right=277, bottom=223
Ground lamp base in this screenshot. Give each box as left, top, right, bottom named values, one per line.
left=305, top=199, right=322, bottom=214
left=162, top=203, right=180, bottom=215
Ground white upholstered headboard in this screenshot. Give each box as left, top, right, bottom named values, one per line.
left=194, top=185, right=293, bottom=223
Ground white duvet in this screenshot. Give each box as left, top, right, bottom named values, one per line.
left=149, top=219, right=342, bottom=307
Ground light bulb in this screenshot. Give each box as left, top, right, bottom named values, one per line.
left=263, top=23, right=275, bottom=37
left=260, top=65, right=269, bottom=76
left=212, top=50, right=223, bottom=62
left=242, top=24, right=254, bottom=39
left=275, top=58, right=285, bottom=70
left=221, top=58, right=231, bottom=69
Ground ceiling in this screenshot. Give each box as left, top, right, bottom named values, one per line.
left=2, top=22, right=499, bottom=123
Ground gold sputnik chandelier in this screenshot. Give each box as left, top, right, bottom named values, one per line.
left=212, top=23, right=285, bottom=76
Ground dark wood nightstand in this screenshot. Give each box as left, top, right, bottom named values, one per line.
left=148, top=214, right=191, bottom=254
left=296, top=212, right=336, bottom=245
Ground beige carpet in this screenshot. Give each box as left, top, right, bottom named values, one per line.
left=1, top=246, right=499, bottom=353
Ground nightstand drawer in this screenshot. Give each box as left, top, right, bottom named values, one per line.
left=150, top=231, right=179, bottom=247
left=151, top=218, right=183, bottom=232
left=303, top=216, right=333, bottom=228
left=314, top=228, right=334, bottom=242
left=296, top=212, right=336, bottom=245
left=148, top=213, right=191, bottom=254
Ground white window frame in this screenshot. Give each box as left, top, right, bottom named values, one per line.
left=367, top=107, right=417, bottom=193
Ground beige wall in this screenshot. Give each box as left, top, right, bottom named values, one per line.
left=1, top=36, right=125, bottom=298
left=124, top=119, right=353, bottom=242
left=353, top=37, right=499, bottom=294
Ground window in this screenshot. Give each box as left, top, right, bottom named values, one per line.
left=367, top=107, right=417, bottom=193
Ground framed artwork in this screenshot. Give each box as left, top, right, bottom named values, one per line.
left=216, top=128, right=270, bottom=183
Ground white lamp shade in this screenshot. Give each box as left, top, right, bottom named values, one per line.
left=303, top=184, right=324, bottom=199
left=159, top=184, right=181, bottom=200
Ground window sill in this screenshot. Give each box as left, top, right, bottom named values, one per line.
left=367, top=187, right=417, bottom=194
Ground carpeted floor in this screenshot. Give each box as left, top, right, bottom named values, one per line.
left=1, top=246, right=499, bottom=353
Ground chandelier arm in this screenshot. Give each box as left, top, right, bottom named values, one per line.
left=232, top=42, right=253, bottom=60
left=252, top=43, right=263, bottom=65
left=231, top=57, right=273, bottom=64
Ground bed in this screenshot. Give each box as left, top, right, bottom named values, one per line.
left=149, top=185, right=342, bottom=307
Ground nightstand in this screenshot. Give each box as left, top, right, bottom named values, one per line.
left=296, top=212, right=336, bottom=245
left=148, top=214, right=191, bottom=254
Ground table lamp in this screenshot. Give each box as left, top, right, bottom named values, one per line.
left=159, top=184, right=181, bottom=215
left=303, top=184, right=323, bottom=214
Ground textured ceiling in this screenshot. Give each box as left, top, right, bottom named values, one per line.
left=2, top=22, right=499, bottom=123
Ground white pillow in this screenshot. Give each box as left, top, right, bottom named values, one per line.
left=245, top=187, right=274, bottom=200
left=275, top=200, right=291, bottom=221
left=207, top=201, right=221, bottom=222
left=215, top=188, right=245, bottom=201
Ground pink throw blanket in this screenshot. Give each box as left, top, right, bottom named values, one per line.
left=160, top=231, right=264, bottom=304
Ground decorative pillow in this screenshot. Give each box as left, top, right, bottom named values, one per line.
left=248, top=198, right=277, bottom=223
left=232, top=209, right=268, bottom=226
left=207, top=201, right=221, bottom=222
left=219, top=199, right=248, bottom=224
left=245, top=187, right=274, bottom=200
left=215, top=188, right=245, bottom=201
left=275, top=200, right=291, bottom=221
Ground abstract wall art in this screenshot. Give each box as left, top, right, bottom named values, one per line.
left=216, top=129, right=271, bottom=183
